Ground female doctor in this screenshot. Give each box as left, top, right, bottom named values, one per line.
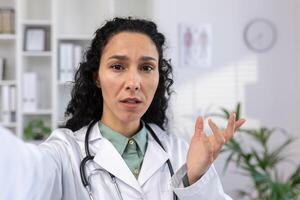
left=0, top=17, right=245, bottom=200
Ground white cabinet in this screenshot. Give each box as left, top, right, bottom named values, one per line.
left=0, top=0, right=152, bottom=139
left=0, top=0, right=17, bottom=133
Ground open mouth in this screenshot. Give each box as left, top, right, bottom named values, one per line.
left=120, top=98, right=142, bottom=104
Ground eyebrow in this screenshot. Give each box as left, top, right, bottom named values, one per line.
left=108, top=55, right=157, bottom=62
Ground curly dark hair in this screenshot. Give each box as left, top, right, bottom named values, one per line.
left=64, top=17, right=174, bottom=132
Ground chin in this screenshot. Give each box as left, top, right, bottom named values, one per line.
left=118, top=113, right=143, bottom=124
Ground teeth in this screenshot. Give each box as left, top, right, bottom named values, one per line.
left=125, top=100, right=136, bottom=103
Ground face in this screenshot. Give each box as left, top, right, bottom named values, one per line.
left=97, top=32, right=159, bottom=128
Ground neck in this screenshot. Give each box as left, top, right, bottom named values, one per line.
left=100, top=117, right=141, bottom=138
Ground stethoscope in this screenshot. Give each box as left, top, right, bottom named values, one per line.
left=80, top=120, right=178, bottom=200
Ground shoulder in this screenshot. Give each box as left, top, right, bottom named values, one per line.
left=45, top=128, right=76, bottom=144
left=46, top=126, right=87, bottom=144
left=40, top=127, right=87, bottom=158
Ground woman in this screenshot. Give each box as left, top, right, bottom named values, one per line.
left=0, top=17, right=245, bottom=200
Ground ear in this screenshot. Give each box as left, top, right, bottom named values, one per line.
left=93, top=72, right=101, bottom=88
left=96, top=80, right=101, bottom=88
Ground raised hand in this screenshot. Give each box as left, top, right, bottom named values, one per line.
left=186, top=113, right=246, bottom=185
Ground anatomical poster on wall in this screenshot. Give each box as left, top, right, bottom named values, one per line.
left=179, top=23, right=212, bottom=67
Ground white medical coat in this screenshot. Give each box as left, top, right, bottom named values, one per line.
left=0, top=124, right=232, bottom=200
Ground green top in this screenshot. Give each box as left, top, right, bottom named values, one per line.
left=99, top=122, right=147, bottom=178
left=99, top=121, right=190, bottom=186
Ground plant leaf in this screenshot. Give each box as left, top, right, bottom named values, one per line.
left=235, top=102, right=241, bottom=120
left=220, top=107, right=230, bottom=119
left=288, top=165, right=300, bottom=188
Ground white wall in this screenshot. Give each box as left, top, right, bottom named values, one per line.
left=151, top=0, right=300, bottom=198
left=3, top=0, right=298, bottom=197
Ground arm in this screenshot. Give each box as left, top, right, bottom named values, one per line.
left=171, top=113, right=245, bottom=199
left=186, top=113, right=245, bottom=185
left=172, top=164, right=232, bottom=200
left=0, top=127, right=63, bottom=200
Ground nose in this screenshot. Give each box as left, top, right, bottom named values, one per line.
left=125, top=70, right=141, bottom=92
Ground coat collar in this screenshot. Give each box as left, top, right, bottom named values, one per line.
left=73, top=122, right=102, bottom=143
left=93, top=137, right=143, bottom=193
left=99, top=121, right=148, bottom=156
left=77, top=123, right=170, bottom=193
left=88, top=123, right=142, bottom=192
left=138, top=128, right=169, bottom=186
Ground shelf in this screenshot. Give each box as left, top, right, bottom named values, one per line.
left=22, top=51, right=52, bottom=57
left=0, top=122, right=17, bottom=128
left=0, top=80, right=17, bottom=86
left=27, top=139, right=45, bottom=145
left=0, top=34, right=16, bottom=40
left=58, top=81, right=74, bottom=86
left=22, top=20, right=52, bottom=26
left=23, top=109, right=52, bottom=115
left=0, top=0, right=151, bottom=139
left=57, top=34, right=92, bottom=41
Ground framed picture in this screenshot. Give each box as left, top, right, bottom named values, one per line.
left=24, top=27, right=46, bottom=51
left=179, top=23, right=212, bottom=67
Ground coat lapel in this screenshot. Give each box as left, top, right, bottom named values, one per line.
left=89, top=125, right=143, bottom=193
left=81, top=123, right=169, bottom=193
left=138, top=131, right=169, bottom=186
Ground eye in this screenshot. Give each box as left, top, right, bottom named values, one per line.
left=140, top=64, right=155, bottom=72
left=110, top=64, right=124, bottom=71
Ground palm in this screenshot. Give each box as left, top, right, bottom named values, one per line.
left=186, top=113, right=246, bottom=184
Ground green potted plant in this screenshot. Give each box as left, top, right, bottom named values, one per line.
left=211, top=103, right=300, bottom=200
left=24, top=119, right=51, bottom=140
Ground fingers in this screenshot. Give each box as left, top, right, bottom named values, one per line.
left=226, top=113, right=236, bottom=134
left=234, top=119, right=246, bottom=131
left=208, top=112, right=244, bottom=146
left=208, top=119, right=226, bottom=144
left=208, top=119, right=226, bottom=158
left=224, top=113, right=239, bottom=141
left=201, top=132, right=214, bottom=163
left=199, top=114, right=246, bottom=162
left=195, top=113, right=245, bottom=144
left=194, top=116, right=204, bottom=137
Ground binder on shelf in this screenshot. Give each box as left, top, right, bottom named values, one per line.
left=74, top=45, right=82, bottom=69
left=0, top=85, right=17, bottom=124
left=1, top=85, right=10, bottom=123
left=59, top=43, right=82, bottom=83
left=66, top=43, right=74, bottom=82
left=59, top=43, right=73, bottom=82
left=0, top=57, right=4, bottom=80
left=23, top=72, right=38, bottom=112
